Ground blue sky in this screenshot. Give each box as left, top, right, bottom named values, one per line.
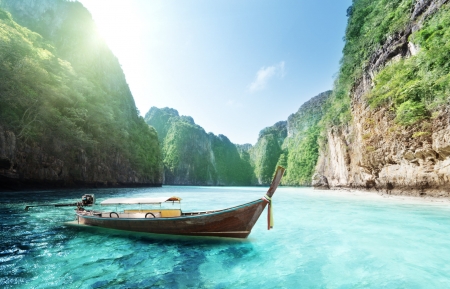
left=79, top=0, right=352, bottom=144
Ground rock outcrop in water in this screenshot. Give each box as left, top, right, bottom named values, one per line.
left=314, top=0, right=450, bottom=197
left=0, top=1, right=163, bottom=190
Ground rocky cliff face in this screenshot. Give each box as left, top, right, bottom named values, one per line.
left=314, top=0, right=450, bottom=197
left=0, top=125, right=160, bottom=189
left=282, top=91, right=331, bottom=186
left=249, top=91, right=331, bottom=186
left=249, top=121, right=287, bottom=185
left=144, top=107, right=254, bottom=185
left=0, top=0, right=135, bottom=108
left=146, top=90, right=331, bottom=187
left=286, top=91, right=331, bottom=138
left=0, top=1, right=163, bottom=190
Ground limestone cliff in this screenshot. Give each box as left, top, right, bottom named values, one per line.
left=249, top=121, right=287, bottom=185
left=0, top=124, right=161, bottom=189
left=282, top=91, right=331, bottom=186
left=249, top=91, right=331, bottom=186
left=144, top=107, right=254, bottom=185
left=314, top=0, right=450, bottom=197
left=0, top=1, right=163, bottom=190
left=286, top=91, right=331, bottom=138
left=145, top=90, right=330, bottom=187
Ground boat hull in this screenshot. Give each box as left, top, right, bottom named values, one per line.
left=76, top=199, right=267, bottom=238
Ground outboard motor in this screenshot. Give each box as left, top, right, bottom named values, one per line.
left=81, top=194, right=95, bottom=206
left=25, top=194, right=95, bottom=211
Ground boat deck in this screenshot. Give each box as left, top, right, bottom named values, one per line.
left=76, top=208, right=232, bottom=219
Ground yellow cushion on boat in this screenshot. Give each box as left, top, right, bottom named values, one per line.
left=123, top=209, right=181, bottom=217
left=160, top=210, right=181, bottom=217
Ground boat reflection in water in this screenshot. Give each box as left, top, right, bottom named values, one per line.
left=72, top=166, right=285, bottom=239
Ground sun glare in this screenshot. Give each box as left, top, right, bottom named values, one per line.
left=79, top=0, right=145, bottom=72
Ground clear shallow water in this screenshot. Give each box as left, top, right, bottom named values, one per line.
left=1, top=187, right=450, bottom=288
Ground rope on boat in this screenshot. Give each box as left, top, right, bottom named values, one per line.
left=262, top=195, right=274, bottom=230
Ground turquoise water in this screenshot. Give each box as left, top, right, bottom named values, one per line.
left=2, top=186, right=450, bottom=288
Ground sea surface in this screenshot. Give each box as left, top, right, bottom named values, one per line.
left=1, top=186, right=450, bottom=289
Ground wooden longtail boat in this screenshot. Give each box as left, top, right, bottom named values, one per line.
left=74, top=166, right=285, bottom=238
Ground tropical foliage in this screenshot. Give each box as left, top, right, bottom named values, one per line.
left=323, top=0, right=414, bottom=127
left=145, top=107, right=254, bottom=185
left=210, top=134, right=254, bottom=185
left=251, top=133, right=284, bottom=185
left=368, top=4, right=450, bottom=124
left=282, top=126, right=321, bottom=185
left=0, top=6, right=161, bottom=181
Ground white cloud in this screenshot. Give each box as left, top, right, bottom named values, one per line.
left=248, top=61, right=285, bottom=93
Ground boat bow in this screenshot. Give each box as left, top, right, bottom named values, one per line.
left=261, top=166, right=285, bottom=230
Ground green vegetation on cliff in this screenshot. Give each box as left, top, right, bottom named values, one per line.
left=250, top=1, right=441, bottom=187
left=323, top=0, right=450, bottom=129
left=282, top=91, right=331, bottom=185
left=369, top=4, right=450, bottom=125
left=324, top=0, right=414, bottom=127
left=145, top=88, right=330, bottom=186
left=250, top=121, right=286, bottom=185
left=210, top=134, right=254, bottom=185
left=282, top=126, right=321, bottom=185
left=311, top=0, right=450, bottom=193
left=145, top=107, right=254, bottom=185
left=248, top=91, right=331, bottom=186
left=0, top=3, right=162, bottom=184
left=163, top=119, right=215, bottom=184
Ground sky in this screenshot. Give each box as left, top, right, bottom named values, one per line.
left=78, top=0, right=352, bottom=145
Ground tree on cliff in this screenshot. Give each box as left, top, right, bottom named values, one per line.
left=0, top=2, right=162, bottom=188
